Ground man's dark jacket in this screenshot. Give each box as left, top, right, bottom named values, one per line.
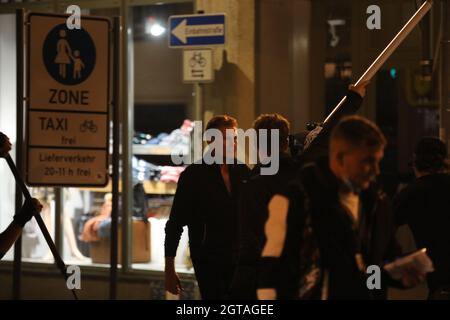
left=394, top=173, right=450, bottom=293
left=165, top=162, right=250, bottom=262
left=230, top=90, right=364, bottom=299
left=258, top=157, right=403, bottom=300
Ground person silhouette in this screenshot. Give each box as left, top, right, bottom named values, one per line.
left=0, top=132, right=43, bottom=259
left=72, top=50, right=85, bottom=80
left=54, top=29, right=72, bottom=79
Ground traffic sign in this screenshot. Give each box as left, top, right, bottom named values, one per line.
left=183, top=49, right=214, bottom=83
left=28, top=13, right=109, bottom=113
left=27, top=148, right=108, bottom=186
left=28, top=111, right=108, bottom=148
left=26, top=13, right=110, bottom=187
left=169, top=14, right=226, bottom=48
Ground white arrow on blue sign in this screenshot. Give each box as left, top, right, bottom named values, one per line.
left=169, top=14, right=226, bottom=48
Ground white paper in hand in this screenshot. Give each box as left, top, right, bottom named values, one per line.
left=383, top=248, right=434, bottom=280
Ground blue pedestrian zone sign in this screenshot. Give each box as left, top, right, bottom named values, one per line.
left=169, top=14, right=226, bottom=48
left=28, top=13, right=109, bottom=113
left=43, top=24, right=96, bottom=85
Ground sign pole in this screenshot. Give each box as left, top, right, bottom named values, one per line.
left=110, top=16, right=121, bottom=301
left=13, top=8, right=24, bottom=300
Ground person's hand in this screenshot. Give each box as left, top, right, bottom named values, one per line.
left=165, top=268, right=183, bottom=295
left=0, top=132, right=12, bottom=158
left=13, top=198, right=43, bottom=227
left=400, top=266, right=426, bottom=288
left=349, top=81, right=370, bottom=98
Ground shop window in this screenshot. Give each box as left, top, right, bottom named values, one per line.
left=0, top=14, right=58, bottom=265
left=0, top=13, right=17, bottom=261
left=130, top=2, right=195, bottom=272
left=1, top=2, right=195, bottom=275
left=0, top=7, right=122, bottom=268
left=60, top=7, right=121, bottom=268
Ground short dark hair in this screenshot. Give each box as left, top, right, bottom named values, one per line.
left=331, top=115, right=386, bottom=150
left=413, top=137, right=449, bottom=172
left=253, top=113, right=290, bottom=152
left=205, top=115, right=237, bottom=131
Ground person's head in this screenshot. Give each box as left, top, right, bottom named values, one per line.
left=253, top=113, right=290, bottom=155
left=59, top=29, right=66, bottom=38
left=74, top=50, right=80, bottom=57
left=330, top=116, right=386, bottom=191
left=205, top=115, right=238, bottom=160
left=412, top=137, right=449, bottom=177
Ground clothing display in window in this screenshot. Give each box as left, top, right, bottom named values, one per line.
left=132, top=157, right=161, bottom=182
left=158, top=120, right=194, bottom=155
left=160, top=166, right=185, bottom=183
left=132, top=156, right=185, bottom=183
left=133, top=132, right=152, bottom=145
left=132, top=119, right=194, bottom=155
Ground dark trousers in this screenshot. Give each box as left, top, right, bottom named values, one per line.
left=192, top=258, right=235, bottom=300
left=228, top=265, right=257, bottom=300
